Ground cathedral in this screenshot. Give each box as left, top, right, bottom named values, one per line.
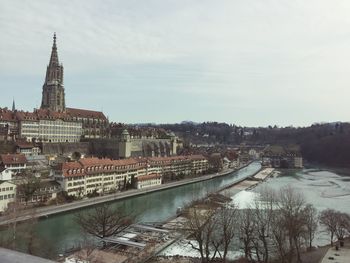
left=41, top=33, right=65, bottom=112
left=0, top=34, right=109, bottom=143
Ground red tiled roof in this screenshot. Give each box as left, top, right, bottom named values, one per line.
left=13, top=107, right=106, bottom=122
left=0, top=108, right=17, bottom=122
left=66, top=108, right=107, bottom=120
left=16, top=140, right=35, bottom=149
left=60, top=161, right=84, bottom=177
left=148, top=155, right=206, bottom=163
left=187, top=154, right=207, bottom=161
left=0, top=154, right=27, bottom=165
left=15, top=111, right=39, bottom=121
left=56, top=155, right=206, bottom=178
left=136, top=173, right=162, bottom=181
left=58, top=157, right=142, bottom=177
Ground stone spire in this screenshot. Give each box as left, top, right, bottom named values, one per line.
left=49, top=32, right=59, bottom=67
left=41, top=33, right=66, bottom=112
left=12, top=98, right=15, bottom=111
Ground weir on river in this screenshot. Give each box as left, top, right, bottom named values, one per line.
left=6, top=162, right=261, bottom=258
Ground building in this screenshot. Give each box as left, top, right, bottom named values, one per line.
left=16, top=109, right=83, bottom=143
left=0, top=154, right=27, bottom=180
left=1, top=34, right=108, bottom=144
left=53, top=157, right=144, bottom=197
left=0, top=108, right=18, bottom=141
left=15, top=179, right=60, bottom=204
left=39, top=34, right=108, bottom=139
left=147, top=155, right=209, bottom=177
left=118, top=129, right=179, bottom=158
left=41, top=33, right=65, bottom=112
left=135, top=174, right=162, bottom=189
left=15, top=141, right=41, bottom=157
left=53, top=154, right=209, bottom=197
left=262, top=145, right=303, bottom=168
left=0, top=181, right=16, bottom=213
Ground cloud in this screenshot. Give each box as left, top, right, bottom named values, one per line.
left=1, top=0, right=350, bottom=126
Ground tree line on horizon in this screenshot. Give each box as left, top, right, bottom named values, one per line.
left=142, top=121, right=350, bottom=168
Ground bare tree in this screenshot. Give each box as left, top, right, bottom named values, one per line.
left=270, top=211, right=289, bottom=263
left=277, top=186, right=307, bottom=263
left=251, top=187, right=276, bottom=263
left=74, top=234, right=101, bottom=263
left=334, top=212, right=350, bottom=244
left=214, top=204, right=237, bottom=263
left=1, top=201, right=23, bottom=249
left=75, top=203, right=133, bottom=248
left=0, top=203, right=41, bottom=255
left=15, top=171, right=41, bottom=205
left=238, top=208, right=255, bottom=261
left=319, top=209, right=338, bottom=246
left=181, top=206, right=219, bottom=263
left=303, top=204, right=318, bottom=249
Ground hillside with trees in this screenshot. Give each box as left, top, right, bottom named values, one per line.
left=138, top=122, right=350, bottom=167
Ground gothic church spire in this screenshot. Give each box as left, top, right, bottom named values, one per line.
left=41, top=33, right=66, bottom=112
left=49, top=32, right=59, bottom=67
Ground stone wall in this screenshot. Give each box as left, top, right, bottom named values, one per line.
left=84, top=138, right=119, bottom=158
left=41, top=142, right=89, bottom=156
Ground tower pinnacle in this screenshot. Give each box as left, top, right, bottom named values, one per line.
left=49, top=32, right=59, bottom=66
left=53, top=32, right=56, bottom=46
left=12, top=98, right=15, bottom=111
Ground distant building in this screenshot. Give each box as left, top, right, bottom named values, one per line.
left=262, top=145, right=303, bottom=168
left=118, top=129, right=179, bottom=158
left=0, top=108, right=18, bottom=141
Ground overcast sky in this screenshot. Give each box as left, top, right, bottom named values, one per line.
left=1, top=0, right=350, bottom=127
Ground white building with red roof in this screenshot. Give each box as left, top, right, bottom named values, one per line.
left=135, top=173, right=162, bottom=189
left=0, top=154, right=27, bottom=180
left=53, top=154, right=208, bottom=197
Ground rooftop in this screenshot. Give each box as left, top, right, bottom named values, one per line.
left=0, top=153, right=27, bottom=165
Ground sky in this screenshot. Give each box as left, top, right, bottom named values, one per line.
left=1, top=0, right=350, bottom=127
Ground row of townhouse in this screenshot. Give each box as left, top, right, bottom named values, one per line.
left=147, top=155, right=209, bottom=176
left=53, top=155, right=209, bottom=197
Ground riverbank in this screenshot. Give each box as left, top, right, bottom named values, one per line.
left=152, top=167, right=274, bottom=261
left=0, top=163, right=253, bottom=226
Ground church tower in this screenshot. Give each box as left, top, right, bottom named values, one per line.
left=41, top=33, right=66, bottom=112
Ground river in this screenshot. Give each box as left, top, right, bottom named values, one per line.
left=9, top=162, right=261, bottom=258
